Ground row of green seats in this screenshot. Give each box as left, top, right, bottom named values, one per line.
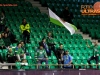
left=40, top=0, right=89, bottom=6
left=0, top=7, right=40, bottom=13
left=30, top=34, right=83, bottom=40
left=31, top=29, right=82, bottom=37
left=78, top=20, right=99, bottom=25
left=30, top=39, right=91, bottom=47
left=7, top=18, right=48, bottom=24
left=47, top=3, right=80, bottom=10
left=6, top=12, right=46, bottom=17
left=45, top=0, right=93, bottom=4
left=6, top=13, right=47, bottom=21
left=71, top=51, right=92, bottom=56
left=78, top=16, right=100, bottom=20
left=6, top=18, right=49, bottom=25
left=29, top=41, right=91, bottom=50
left=8, top=22, right=63, bottom=30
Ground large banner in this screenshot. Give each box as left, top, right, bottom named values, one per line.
left=0, top=69, right=100, bottom=75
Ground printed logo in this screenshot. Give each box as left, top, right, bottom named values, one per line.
left=81, top=2, right=100, bottom=15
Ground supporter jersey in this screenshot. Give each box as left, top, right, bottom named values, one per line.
left=63, top=54, right=72, bottom=67
left=35, top=49, right=47, bottom=59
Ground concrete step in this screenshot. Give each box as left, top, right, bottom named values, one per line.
left=40, top=10, right=49, bottom=13
left=32, top=4, right=41, bottom=7
left=31, top=1, right=40, bottom=4
left=76, top=30, right=91, bottom=39
left=26, top=0, right=49, bottom=15
left=75, top=29, right=98, bottom=43
left=38, top=7, right=47, bottom=10
left=82, top=35, right=91, bottom=39
left=41, top=12, right=49, bottom=15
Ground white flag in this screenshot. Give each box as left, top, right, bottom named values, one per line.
left=48, top=8, right=77, bottom=35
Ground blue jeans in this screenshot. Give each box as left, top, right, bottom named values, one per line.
left=37, top=58, right=48, bottom=69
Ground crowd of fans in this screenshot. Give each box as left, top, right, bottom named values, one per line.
left=0, top=10, right=73, bottom=69
left=0, top=6, right=77, bottom=69
left=0, top=6, right=99, bottom=70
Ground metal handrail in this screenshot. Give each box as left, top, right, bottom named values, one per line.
left=0, top=63, right=99, bottom=69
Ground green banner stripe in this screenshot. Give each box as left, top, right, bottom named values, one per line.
left=50, top=17, right=77, bottom=31
left=50, top=17, right=64, bottom=27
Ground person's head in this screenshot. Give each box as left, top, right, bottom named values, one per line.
left=94, top=40, right=98, bottom=46
left=65, top=7, right=68, bottom=10
left=1, top=11, right=4, bottom=16
left=0, top=34, right=2, bottom=38
left=6, top=27, right=9, bottom=32
left=42, top=38, right=46, bottom=43
left=48, top=32, right=52, bottom=37
left=5, top=27, right=9, bottom=32
left=20, top=41, right=24, bottom=46
left=1, top=32, right=4, bottom=37
left=8, top=48, right=12, bottom=53
left=59, top=44, right=63, bottom=49
left=4, top=33, right=8, bottom=38
left=65, top=50, right=69, bottom=55
left=40, top=45, right=43, bottom=50
left=17, top=43, right=22, bottom=48
left=22, top=18, right=27, bottom=24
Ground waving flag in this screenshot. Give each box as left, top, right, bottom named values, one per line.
left=48, top=8, right=77, bottom=35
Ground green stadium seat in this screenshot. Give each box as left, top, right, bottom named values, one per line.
left=20, top=1, right=27, bottom=7
left=26, top=1, right=32, bottom=7
left=18, top=7, right=24, bottom=12
left=74, top=62, right=79, bottom=69
left=2, top=49, right=8, bottom=61
left=40, top=0, right=46, bottom=6
left=91, top=62, right=97, bottom=69
left=15, top=62, right=21, bottom=70
left=26, top=56, right=33, bottom=66
left=30, top=65, right=36, bottom=69
left=33, top=7, right=40, bottom=13
left=0, top=50, right=3, bottom=58
left=47, top=3, right=53, bottom=9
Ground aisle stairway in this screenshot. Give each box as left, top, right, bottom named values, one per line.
left=26, top=0, right=49, bottom=15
